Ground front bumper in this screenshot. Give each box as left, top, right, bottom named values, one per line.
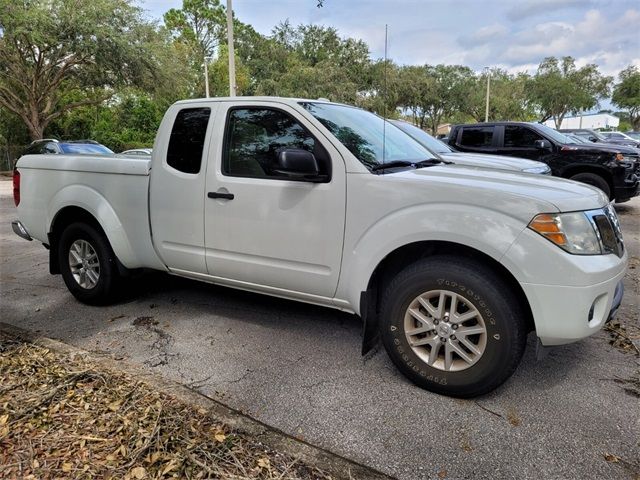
left=11, top=220, right=32, bottom=241
left=607, top=280, right=624, bottom=322
left=613, top=179, right=639, bottom=203
left=614, top=163, right=639, bottom=203
left=521, top=270, right=626, bottom=346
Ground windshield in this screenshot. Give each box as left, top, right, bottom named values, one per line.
left=299, top=102, right=436, bottom=169
left=390, top=120, right=453, bottom=154
left=60, top=143, right=114, bottom=155
left=534, top=124, right=575, bottom=145
left=626, top=132, right=640, bottom=140
left=566, top=134, right=587, bottom=144
left=605, top=132, right=633, bottom=140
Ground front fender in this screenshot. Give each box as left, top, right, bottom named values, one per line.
left=336, top=204, right=529, bottom=313
left=47, top=185, right=139, bottom=268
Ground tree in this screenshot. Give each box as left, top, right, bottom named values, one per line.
left=0, top=0, right=162, bottom=140
left=461, top=69, right=534, bottom=122
left=164, top=0, right=227, bottom=58
left=251, top=23, right=371, bottom=103
left=205, top=45, right=251, bottom=97
left=397, top=64, right=472, bottom=134
left=528, top=56, right=611, bottom=128
left=612, top=65, right=640, bottom=131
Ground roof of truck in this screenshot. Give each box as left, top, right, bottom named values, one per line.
left=174, top=96, right=339, bottom=106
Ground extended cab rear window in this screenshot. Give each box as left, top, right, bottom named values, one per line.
left=167, top=108, right=211, bottom=174
left=459, top=127, right=494, bottom=148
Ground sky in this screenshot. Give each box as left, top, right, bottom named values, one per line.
left=140, top=0, right=640, bottom=79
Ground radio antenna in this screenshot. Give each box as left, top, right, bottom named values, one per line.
left=382, top=24, right=388, bottom=164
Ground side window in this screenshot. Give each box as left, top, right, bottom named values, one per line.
left=504, top=126, right=542, bottom=147
left=459, top=127, right=494, bottom=148
left=43, top=142, right=58, bottom=154
left=223, top=108, right=327, bottom=179
left=167, top=107, right=211, bottom=174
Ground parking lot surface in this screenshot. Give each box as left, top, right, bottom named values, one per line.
left=1, top=178, right=638, bottom=479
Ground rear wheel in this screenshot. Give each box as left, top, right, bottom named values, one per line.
left=570, top=172, right=611, bottom=199
left=58, top=222, right=121, bottom=305
left=380, top=256, right=527, bottom=397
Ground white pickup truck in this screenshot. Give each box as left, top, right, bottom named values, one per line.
left=12, top=97, right=626, bottom=397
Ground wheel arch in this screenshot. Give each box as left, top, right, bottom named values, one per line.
left=560, top=165, right=613, bottom=195
left=360, top=240, right=534, bottom=355
left=46, top=186, right=138, bottom=273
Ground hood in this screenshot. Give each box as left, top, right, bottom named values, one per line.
left=566, top=142, right=639, bottom=155
left=600, top=139, right=640, bottom=148
left=441, top=152, right=547, bottom=171
left=386, top=164, right=608, bottom=215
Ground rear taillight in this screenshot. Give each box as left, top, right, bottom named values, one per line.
left=13, top=169, right=20, bottom=206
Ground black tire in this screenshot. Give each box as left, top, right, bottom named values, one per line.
left=570, top=172, right=611, bottom=199
left=58, top=222, right=121, bottom=305
left=380, top=255, right=527, bottom=398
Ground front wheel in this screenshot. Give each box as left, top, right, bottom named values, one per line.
left=380, top=256, right=527, bottom=397
left=58, top=222, right=121, bottom=305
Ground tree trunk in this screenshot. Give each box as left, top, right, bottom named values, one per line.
left=554, top=112, right=566, bottom=130
left=27, top=122, right=45, bottom=141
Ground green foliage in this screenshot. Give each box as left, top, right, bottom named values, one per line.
left=0, top=0, right=165, bottom=140
left=397, top=64, right=473, bottom=134
left=0, top=0, right=628, bottom=149
left=527, top=56, right=612, bottom=128
left=612, top=65, right=640, bottom=130
left=46, top=92, right=164, bottom=151
left=205, top=46, right=251, bottom=97
left=164, top=0, right=226, bottom=57
left=460, top=69, right=534, bottom=122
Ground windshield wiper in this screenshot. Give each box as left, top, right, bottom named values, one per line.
left=370, top=160, right=415, bottom=171
left=370, top=158, right=452, bottom=173
left=414, top=158, right=453, bottom=167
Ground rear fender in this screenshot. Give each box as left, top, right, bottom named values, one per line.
left=47, top=185, right=138, bottom=268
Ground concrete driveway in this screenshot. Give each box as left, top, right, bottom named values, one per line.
left=1, top=178, right=638, bottom=479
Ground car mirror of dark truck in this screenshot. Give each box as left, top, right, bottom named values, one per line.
left=534, top=139, right=552, bottom=150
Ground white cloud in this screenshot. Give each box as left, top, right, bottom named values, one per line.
left=459, top=24, right=508, bottom=47
left=459, top=8, right=640, bottom=75
left=506, top=0, right=594, bottom=21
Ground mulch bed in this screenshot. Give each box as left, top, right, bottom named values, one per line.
left=0, top=339, right=333, bottom=480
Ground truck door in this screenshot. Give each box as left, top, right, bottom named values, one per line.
left=204, top=102, right=346, bottom=298
left=149, top=103, right=217, bottom=273
left=499, top=125, right=547, bottom=161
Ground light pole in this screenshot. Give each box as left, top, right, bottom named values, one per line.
left=484, top=67, right=491, bottom=123
left=227, top=0, right=236, bottom=96
left=203, top=56, right=213, bottom=98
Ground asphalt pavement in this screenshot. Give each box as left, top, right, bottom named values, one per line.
left=1, top=178, right=638, bottom=479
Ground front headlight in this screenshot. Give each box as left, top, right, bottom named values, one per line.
left=522, top=165, right=551, bottom=175
left=528, top=211, right=603, bottom=254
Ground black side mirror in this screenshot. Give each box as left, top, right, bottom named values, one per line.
left=588, top=136, right=598, bottom=142
left=273, top=148, right=323, bottom=181
left=534, top=139, right=552, bottom=150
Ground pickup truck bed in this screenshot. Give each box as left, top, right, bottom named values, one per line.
left=17, top=154, right=164, bottom=271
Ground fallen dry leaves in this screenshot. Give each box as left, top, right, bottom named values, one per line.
left=0, top=339, right=333, bottom=480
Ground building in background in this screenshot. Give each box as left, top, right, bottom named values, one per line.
left=543, top=113, right=620, bottom=130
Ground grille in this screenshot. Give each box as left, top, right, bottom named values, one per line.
left=598, top=204, right=624, bottom=257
